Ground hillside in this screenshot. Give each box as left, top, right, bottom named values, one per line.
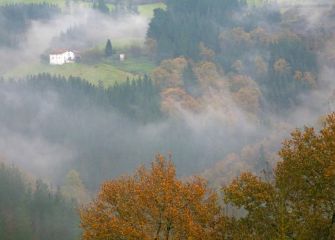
left=1, top=0, right=335, bottom=239
left=1, top=1, right=165, bottom=86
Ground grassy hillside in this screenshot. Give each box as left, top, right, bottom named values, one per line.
left=138, top=2, right=166, bottom=18
left=0, top=1, right=163, bottom=86
left=5, top=57, right=155, bottom=87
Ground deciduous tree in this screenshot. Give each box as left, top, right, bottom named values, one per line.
left=81, top=155, right=222, bottom=240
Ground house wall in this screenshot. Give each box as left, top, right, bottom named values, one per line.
left=50, top=54, right=65, bottom=65
left=49, top=51, right=75, bottom=65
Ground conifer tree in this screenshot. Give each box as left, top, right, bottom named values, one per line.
left=105, top=39, right=113, bottom=57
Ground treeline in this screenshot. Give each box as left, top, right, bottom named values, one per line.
left=6, top=73, right=161, bottom=122
left=148, top=0, right=245, bottom=61
left=81, top=113, right=335, bottom=239
left=147, top=0, right=320, bottom=110
left=0, top=3, right=60, bottom=47
left=92, top=0, right=138, bottom=15
left=0, top=74, right=164, bottom=190
left=0, top=163, right=79, bottom=240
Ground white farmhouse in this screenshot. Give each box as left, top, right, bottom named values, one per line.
left=49, top=50, right=76, bottom=65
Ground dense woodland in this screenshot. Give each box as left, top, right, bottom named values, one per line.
left=148, top=0, right=320, bottom=110
left=1, top=0, right=335, bottom=239
left=6, top=74, right=161, bottom=122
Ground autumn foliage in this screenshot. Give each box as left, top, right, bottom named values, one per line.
left=81, top=155, right=221, bottom=240
left=224, top=113, right=335, bottom=239
left=81, top=113, right=335, bottom=239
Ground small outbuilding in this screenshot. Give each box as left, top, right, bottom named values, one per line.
left=119, top=53, right=125, bottom=61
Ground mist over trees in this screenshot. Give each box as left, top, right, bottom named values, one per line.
left=0, top=163, right=80, bottom=240
left=0, top=3, right=60, bottom=48
left=81, top=113, right=335, bottom=239
left=147, top=0, right=319, bottom=110
left=1, top=0, right=335, bottom=239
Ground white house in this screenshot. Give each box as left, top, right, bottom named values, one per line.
left=49, top=50, right=76, bottom=65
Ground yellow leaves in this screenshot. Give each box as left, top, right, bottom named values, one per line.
left=81, top=113, right=335, bottom=239
left=233, top=87, right=261, bottom=114
left=302, top=71, right=317, bottom=88
left=193, top=61, right=224, bottom=90
left=273, top=58, right=290, bottom=74
left=273, top=113, right=335, bottom=238
left=250, top=27, right=272, bottom=45
left=81, top=154, right=221, bottom=240
left=220, top=113, right=335, bottom=238
left=61, top=169, right=90, bottom=204
left=294, top=70, right=303, bottom=81
left=160, top=87, right=201, bottom=115
left=152, top=57, right=188, bottom=89
left=229, top=75, right=262, bottom=114
left=294, top=70, right=317, bottom=87
left=224, top=172, right=275, bottom=209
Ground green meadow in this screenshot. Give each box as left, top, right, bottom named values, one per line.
left=5, top=57, right=156, bottom=87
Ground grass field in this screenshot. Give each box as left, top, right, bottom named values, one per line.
left=107, top=57, right=156, bottom=75
left=5, top=56, right=156, bottom=87
left=138, top=2, right=166, bottom=18
left=5, top=62, right=132, bottom=87
left=0, top=0, right=161, bottom=86
left=0, top=0, right=166, bottom=17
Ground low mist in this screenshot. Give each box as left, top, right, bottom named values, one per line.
left=0, top=1, right=335, bottom=190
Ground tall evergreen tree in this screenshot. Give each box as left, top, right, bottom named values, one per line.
left=105, top=39, right=113, bottom=57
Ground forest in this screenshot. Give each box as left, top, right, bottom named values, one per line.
left=1, top=0, right=335, bottom=239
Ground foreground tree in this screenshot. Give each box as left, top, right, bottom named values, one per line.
left=276, top=113, right=335, bottom=239
left=81, top=113, right=335, bottom=239
left=224, top=113, right=335, bottom=239
left=81, top=155, right=222, bottom=240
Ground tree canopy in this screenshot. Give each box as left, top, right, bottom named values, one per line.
left=224, top=113, right=335, bottom=239
left=80, top=155, right=222, bottom=240
left=81, top=113, right=335, bottom=239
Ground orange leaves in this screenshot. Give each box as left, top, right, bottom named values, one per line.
left=229, top=75, right=262, bottom=114
left=273, top=113, right=335, bottom=238
left=222, top=113, right=335, bottom=239
left=160, top=87, right=201, bottom=115
left=224, top=172, right=275, bottom=211
left=273, top=58, right=290, bottom=74
left=81, top=154, right=221, bottom=240
left=193, top=61, right=224, bottom=90
left=81, top=113, right=335, bottom=239
left=152, top=57, right=188, bottom=89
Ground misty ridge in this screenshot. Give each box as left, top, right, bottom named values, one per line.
left=0, top=0, right=334, bottom=191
